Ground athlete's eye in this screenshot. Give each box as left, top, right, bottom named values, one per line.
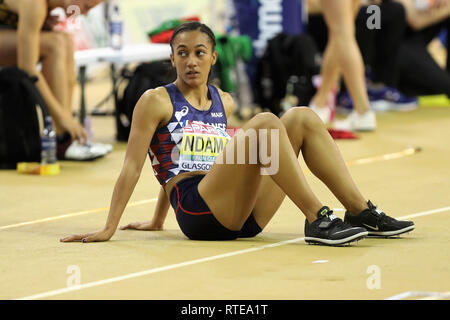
left=177, top=51, right=188, bottom=57
left=196, top=50, right=206, bottom=56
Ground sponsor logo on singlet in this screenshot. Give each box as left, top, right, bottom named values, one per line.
left=211, top=112, right=224, bottom=118
left=175, top=106, right=189, bottom=121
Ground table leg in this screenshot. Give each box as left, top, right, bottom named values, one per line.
left=79, top=65, right=87, bottom=124
left=110, top=63, right=123, bottom=141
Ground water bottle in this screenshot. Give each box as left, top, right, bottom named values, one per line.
left=41, top=116, right=57, bottom=164
left=84, top=116, right=94, bottom=143
left=109, top=2, right=123, bottom=50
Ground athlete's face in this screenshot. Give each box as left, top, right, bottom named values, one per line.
left=170, top=30, right=217, bottom=87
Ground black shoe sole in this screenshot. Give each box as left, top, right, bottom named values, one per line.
left=305, top=230, right=368, bottom=246
left=367, top=225, right=415, bottom=237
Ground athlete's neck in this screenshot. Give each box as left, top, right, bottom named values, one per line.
left=174, top=80, right=211, bottom=110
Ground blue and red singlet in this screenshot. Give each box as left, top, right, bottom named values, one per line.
left=148, top=83, right=231, bottom=186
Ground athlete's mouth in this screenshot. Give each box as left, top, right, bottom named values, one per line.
left=186, top=71, right=200, bottom=76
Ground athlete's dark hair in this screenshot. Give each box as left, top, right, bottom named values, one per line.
left=169, top=21, right=216, bottom=53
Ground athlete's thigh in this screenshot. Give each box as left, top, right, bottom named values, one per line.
left=0, top=30, right=19, bottom=66
left=352, top=0, right=362, bottom=18
left=250, top=175, right=285, bottom=229
left=199, top=109, right=305, bottom=231
left=198, top=124, right=264, bottom=231
left=320, top=0, right=354, bottom=34
left=39, top=31, right=70, bottom=57
left=0, top=30, right=69, bottom=66
left=250, top=108, right=306, bottom=228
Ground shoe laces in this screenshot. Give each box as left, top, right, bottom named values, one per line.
left=320, top=209, right=352, bottom=230
left=368, top=201, right=395, bottom=224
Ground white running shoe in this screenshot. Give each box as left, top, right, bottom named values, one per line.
left=334, top=110, right=377, bottom=132
left=310, top=102, right=332, bottom=124
left=88, top=142, right=113, bottom=154
left=63, top=141, right=108, bottom=161
left=311, top=75, right=337, bottom=123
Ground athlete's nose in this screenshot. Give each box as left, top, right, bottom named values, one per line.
left=186, top=54, right=198, bottom=68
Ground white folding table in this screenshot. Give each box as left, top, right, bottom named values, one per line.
left=74, top=43, right=171, bottom=140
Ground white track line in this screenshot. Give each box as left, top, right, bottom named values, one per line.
left=419, top=291, right=450, bottom=300
left=16, top=205, right=449, bottom=300
left=1, top=147, right=421, bottom=231
left=17, top=237, right=303, bottom=300
left=386, top=291, right=450, bottom=300
left=397, top=206, right=450, bottom=220
left=0, top=198, right=157, bottom=231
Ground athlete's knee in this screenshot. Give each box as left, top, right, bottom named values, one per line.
left=45, top=32, right=68, bottom=57
left=283, top=106, right=310, bottom=119
left=284, top=106, right=323, bottom=131
left=250, top=112, right=283, bottom=130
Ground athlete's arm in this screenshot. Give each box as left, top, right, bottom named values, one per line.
left=60, top=88, right=171, bottom=242
left=120, top=186, right=170, bottom=231
left=395, top=0, right=450, bottom=30
left=218, top=89, right=236, bottom=119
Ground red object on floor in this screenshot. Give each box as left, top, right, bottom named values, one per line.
left=227, top=127, right=239, bottom=137
left=328, top=129, right=358, bottom=139
left=228, top=127, right=357, bottom=140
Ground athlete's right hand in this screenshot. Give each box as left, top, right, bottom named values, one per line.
left=59, top=114, right=88, bottom=144
left=60, top=229, right=114, bottom=243
left=119, top=220, right=163, bottom=231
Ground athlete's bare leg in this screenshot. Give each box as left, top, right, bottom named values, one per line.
left=0, top=30, right=78, bottom=134
left=251, top=107, right=368, bottom=229
left=40, top=31, right=76, bottom=121
left=311, top=0, right=370, bottom=114
left=198, top=107, right=368, bottom=231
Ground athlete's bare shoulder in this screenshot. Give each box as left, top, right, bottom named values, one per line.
left=137, top=86, right=173, bottom=127
left=215, top=86, right=235, bottom=118
left=141, top=86, right=171, bottom=106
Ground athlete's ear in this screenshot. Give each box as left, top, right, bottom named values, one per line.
left=170, top=53, right=175, bottom=67
left=211, top=50, right=218, bottom=66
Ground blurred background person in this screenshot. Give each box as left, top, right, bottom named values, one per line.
left=308, top=0, right=377, bottom=131
left=0, top=0, right=110, bottom=160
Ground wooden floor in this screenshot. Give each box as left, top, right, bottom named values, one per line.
left=1, top=95, right=449, bottom=300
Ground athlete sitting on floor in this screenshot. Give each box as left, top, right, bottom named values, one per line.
left=61, top=22, right=414, bottom=246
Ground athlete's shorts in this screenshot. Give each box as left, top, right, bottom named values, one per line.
left=169, top=174, right=262, bottom=241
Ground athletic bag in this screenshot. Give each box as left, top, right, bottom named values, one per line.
left=0, top=67, right=50, bottom=169
left=254, top=32, right=321, bottom=116
left=116, top=60, right=176, bottom=141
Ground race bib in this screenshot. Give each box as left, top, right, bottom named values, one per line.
left=178, top=121, right=230, bottom=171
